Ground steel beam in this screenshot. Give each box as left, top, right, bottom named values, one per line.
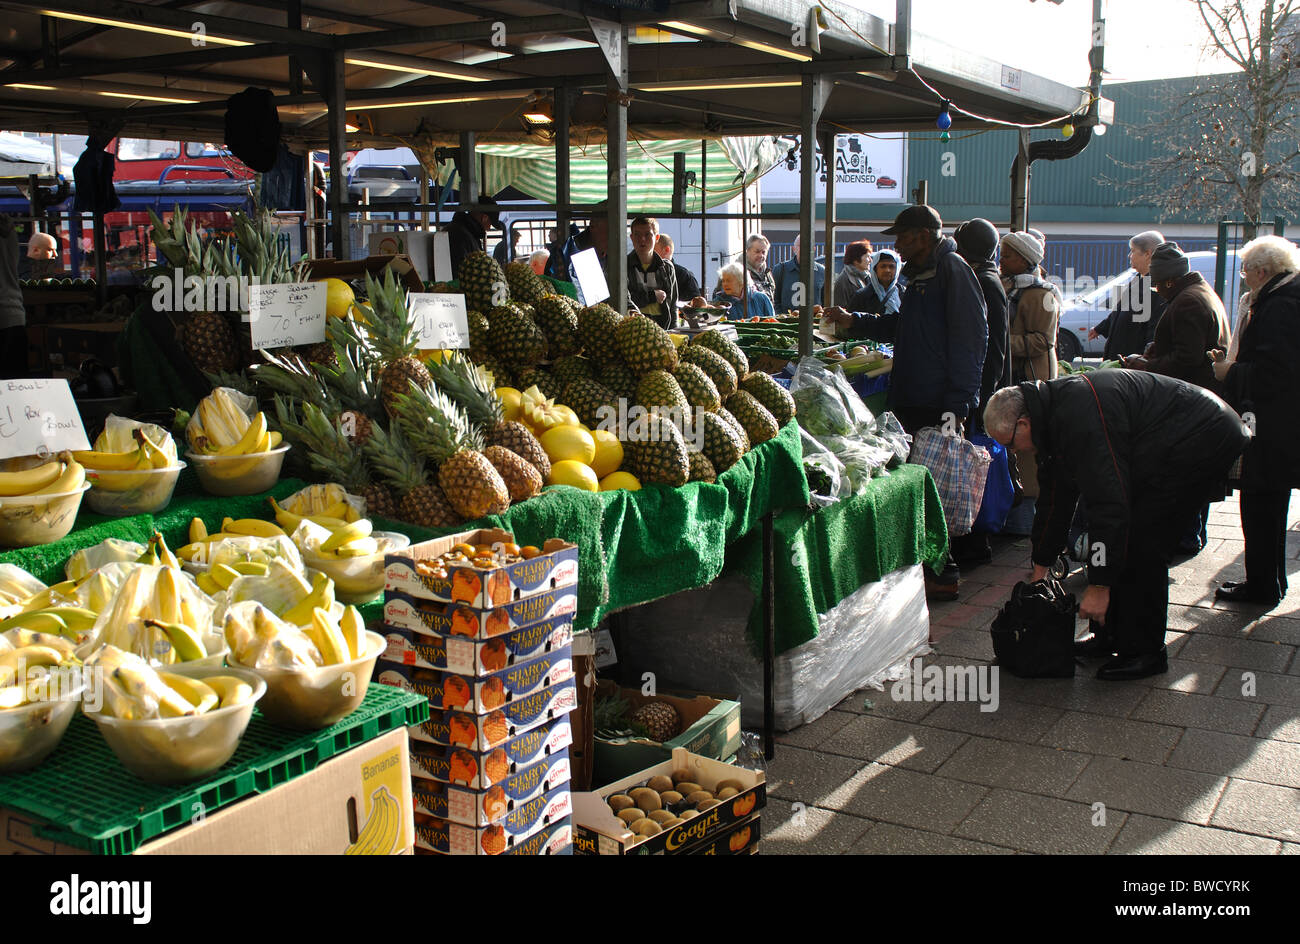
left=799, top=75, right=831, bottom=355
left=0, top=42, right=291, bottom=84
left=337, top=14, right=585, bottom=51
left=605, top=23, right=629, bottom=314
left=325, top=48, right=349, bottom=259
left=820, top=125, right=836, bottom=310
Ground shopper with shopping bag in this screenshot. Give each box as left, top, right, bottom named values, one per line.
left=983, top=371, right=1248, bottom=680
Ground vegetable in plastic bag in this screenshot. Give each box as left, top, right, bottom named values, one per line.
left=789, top=356, right=876, bottom=437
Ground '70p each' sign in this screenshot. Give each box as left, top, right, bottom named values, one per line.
left=409, top=293, right=470, bottom=350
left=249, top=282, right=327, bottom=351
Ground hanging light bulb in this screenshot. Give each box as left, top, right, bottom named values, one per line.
left=936, top=101, right=952, bottom=131
left=1061, top=123, right=1074, bottom=139
left=1093, top=123, right=1107, bottom=136
left=940, top=131, right=950, bottom=142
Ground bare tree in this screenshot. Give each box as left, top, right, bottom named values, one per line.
left=1105, top=0, right=1300, bottom=237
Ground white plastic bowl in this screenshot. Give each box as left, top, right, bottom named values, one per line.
left=0, top=482, right=91, bottom=548
left=230, top=630, right=384, bottom=731
left=85, top=664, right=266, bottom=783
left=301, top=531, right=411, bottom=604
left=0, top=671, right=86, bottom=773
left=186, top=445, right=290, bottom=497
left=83, top=462, right=186, bottom=516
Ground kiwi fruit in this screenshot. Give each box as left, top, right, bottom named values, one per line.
left=633, top=819, right=663, bottom=837
left=647, top=775, right=674, bottom=793
left=697, top=798, right=720, bottom=811
left=618, top=808, right=644, bottom=826
left=630, top=787, right=663, bottom=813
left=680, top=809, right=699, bottom=820
left=660, top=817, right=683, bottom=828
left=608, top=794, right=636, bottom=813
left=660, top=790, right=684, bottom=806
left=685, top=790, right=713, bottom=805
left=717, top=787, right=740, bottom=800
left=715, top=779, right=745, bottom=793
left=648, top=809, right=675, bottom=825
left=675, top=782, right=704, bottom=796
left=671, top=769, right=693, bottom=784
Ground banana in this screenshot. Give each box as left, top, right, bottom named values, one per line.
left=217, top=411, right=267, bottom=457
left=210, top=564, right=241, bottom=590
left=189, top=517, right=208, bottom=544
left=339, top=605, right=367, bottom=661
left=224, top=518, right=286, bottom=539
left=280, top=572, right=335, bottom=628
left=1, top=630, right=77, bottom=659
left=202, top=674, right=254, bottom=709
left=304, top=607, right=349, bottom=666
left=113, top=662, right=191, bottom=717
left=0, top=685, right=27, bottom=709
left=269, top=498, right=305, bottom=533
left=144, top=619, right=207, bottom=662
left=0, top=610, right=68, bottom=637
left=158, top=673, right=218, bottom=715
left=229, top=561, right=270, bottom=576
left=154, top=565, right=183, bottom=625
left=196, top=572, right=222, bottom=597
left=307, top=515, right=351, bottom=530
left=0, top=645, right=66, bottom=673
left=320, top=518, right=373, bottom=554
left=319, top=500, right=352, bottom=521
left=30, top=457, right=85, bottom=496
left=69, top=448, right=140, bottom=471
left=154, top=534, right=180, bottom=570
left=177, top=585, right=207, bottom=633
left=267, top=430, right=283, bottom=449
left=136, top=541, right=161, bottom=568
left=20, top=580, right=78, bottom=613
left=334, top=537, right=379, bottom=558
left=0, top=460, right=63, bottom=496
left=223, top=610, right=255, bottom=661
left=135, top=428, right=173, bottom=469
left=81, top=572, right=117, bottom=613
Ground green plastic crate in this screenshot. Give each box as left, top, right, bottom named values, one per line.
left=0, top=684, right=428, bottom=855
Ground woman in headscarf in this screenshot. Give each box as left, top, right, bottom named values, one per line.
left=845, top=248, right=902, bottom=315
left=832, top=240, right=872, bottom=307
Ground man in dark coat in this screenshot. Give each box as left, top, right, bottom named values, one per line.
left=627, top=216, right=678, bottom=328
left=954, top=219, right=1010, bottom=430
left=1089, top=230, right=1165, bottom=360
left=445, top=196, right=501, bottom=278
left=772, top=239, right=826, bottom=311
left=1214, top=236, right=1300, bottom=605
left=984, top=372, right=1248, bottom=679
left=655, top=233, right=700, bottom=301
left=824, top=204, right=988, bottom=599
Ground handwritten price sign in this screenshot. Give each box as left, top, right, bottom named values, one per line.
left=409, top=293, right=470, bottom=350
left=0, top=378, right=90, bottom=460
left=249, top=282, right=327, bottom=351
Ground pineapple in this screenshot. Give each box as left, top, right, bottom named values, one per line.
left=364, top=422, right=462, bottom=530
left=482, top=445, right=543, bottom=502
left=516, top=367, right=562, bottom=401
left=181, top=310, right=240, bottom=374
left=148, top=208, right=241, bottom=374
left=635, top=370, right=689, bottom=415
left=577, top=303, right=623, bottom=366
left=361, top=269, right=432, bottom=417
left=552, top=355, right=594, bottom=390
left=488, top=305, right=547, bottom=368
left=533, top=295, right=580, bottom=358
left=631, top=701, right=681, bottom=741
left=691, top=329, right=749, bottom=378
left=504, top=260, right=549, bottom=307
left=716, top=406, right=751, bottom=451
left=562, top=378, right=619, bottom=430
left=272, top=398, right=395, bottom=518
left=625, top=414, right=689, bottom=487
left=394, top=382, right=510, bottom=520
left=466, top=309, right=491, bottom=361
left=688, top=449, right=717, bottom=484
left=701, top=410, right=746, bottom=472
left=679, top=344, right=738, bottom=399
left=458, top=251, right=509, bottom=312
left=598, top=362, right=638, bottom=402
left=726, top=390, right=780, bottom=446
left=740, top=371, right=797, bottom=427
left=616, top=315, right=679, bottom=375
left=674, top=362, right=722, bottom=412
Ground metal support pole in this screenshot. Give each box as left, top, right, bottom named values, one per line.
left=671, top=152, right=686, bottom=216
left=555, top=86, right=571, bottom=267
left=762, top=513, right=776, bottom=760
left=700, top=139, right=707, bottom=295
left=419, top=175, right=429, bottom=232
left=819, top=127, right=837, bottom=310
left=1010, top=129, right=1031, bottom=233
left=92, top=212, right=107, bottom=306
left=799, top=76, right=831, bottom=356
left=895, top=0, right=911, bottom=59
left=458, top=131, right=479, bottom=206
left=287, top=0, right=302, bottom=96
left=605, top=26, right=630, bottom=314
left=325, top=49, right=349, bottom=259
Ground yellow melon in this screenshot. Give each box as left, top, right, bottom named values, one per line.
left=540, top=426, right=596, bottom=465
left=589, top=429, right=624, bottom=479
left=599, top=471, right=641, bottom=491
left=548, top=460, right=599, bottom=491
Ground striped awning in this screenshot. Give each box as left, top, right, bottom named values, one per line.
left=426, top=136, right=788, bottom=214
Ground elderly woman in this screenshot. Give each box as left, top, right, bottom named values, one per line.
left=833, top=240, right=873, bottom=306
left=712, top=261, right=775, bottom=320
left=1212, top=235, right=1300, bottom=605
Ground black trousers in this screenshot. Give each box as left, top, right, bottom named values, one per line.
left=1241, top=488, right=1292, bottom=598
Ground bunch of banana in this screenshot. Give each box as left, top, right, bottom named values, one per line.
left=215, top=559, right=317, bottom=619
left=66, top=539, right=146, bottom=582
left=73, top=428, right=176, bottom=491
left=270, top=497, right=362, bottom=534
left=0, top=605, right=100, bottom=647
left=186, top=388, right=282, bottom=457
left=308, top=518, right=378, bottom=560
left=0, top=564, right=46, bottom=612
left=0, top=453, right=85, bottom=502
left=195, top=560, right=277, bottom=597
left=136, top=532, right=181, bottom=569
left=176, top=516, right=291, bottom=567
left=225, top=599, right=368, bottom=670
left=279, top=484, right=363, bottom=522
left=0, top=632, right=80, bottom=709
left=92, top=565, right=215, bottom=665
left=87, top=646, right=254, bottom=720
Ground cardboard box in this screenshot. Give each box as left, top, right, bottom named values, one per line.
left=414, top=817, right=573, bottom=856
left=384, top=529, right=578, bottom=607
left=689, top=813, right=761, bottom=855
left=411, top=748, right=571, bottom=826
left=382, top=677, right=577, bottom=751
left=592, top=684, right=742, bottom=787
left=384, top=588, right=578, bottom=640
left=304, top=254, right=425, bottom=293
left=368, top=231, right=432, bottom=283
left=383, top=616, right=574, bottom=674
left=0, top=729, right=414, bottom=855
left=408, top=716, right=573, bottom=784
left=376, top=646, right=575, bottom=714
left=573, top=748, right=765, bottom=856
left=413, top=783, right=571, bottom=854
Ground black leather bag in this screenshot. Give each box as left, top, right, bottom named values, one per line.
left=989, top=577, right=1077, bottom=678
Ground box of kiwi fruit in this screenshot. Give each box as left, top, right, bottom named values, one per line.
left=383, top=615, right=574, bottom=674
left=384, top=528, right=579, bottom=609
left=573, top=748, right=765, bottom=855
left=384, top=586, right=578, bottom=641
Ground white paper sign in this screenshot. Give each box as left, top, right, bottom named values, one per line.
left=432, top=231, right=452, bottom=282
left=409, top=293, right=470, bottom=349
left=249, top=281, right=327, bottom=351
left=0, top=378, right=90, bottom=459
left=760, top=133, right=908, bottom=205
left=570, top=247, right=610, bottom=306
left=369, top=230, right=432, bottom=283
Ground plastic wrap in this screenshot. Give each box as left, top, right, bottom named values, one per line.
left=202, top=534, right=304, bottom=573
left=81, top=565, right=221, bottom=664
left=614, top=565, right=931, bottom=731
left=873, top=411, right=912, bottom=463
left=799, top=427, right=845, bottom=508
left=281, top=482, right=365, bottom=521
left=65, top=538, right=147, bottom=581
left=789, top=356, right=876, bottom=437
left=820, top=434, right=897, bottom=492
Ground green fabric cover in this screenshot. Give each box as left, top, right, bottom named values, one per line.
left=726, top=463, right=949, bottom=653
left=119, top=308, right=201, bottom=415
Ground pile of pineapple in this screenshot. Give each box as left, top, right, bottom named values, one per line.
left=225, top=249, right=795, bottom=533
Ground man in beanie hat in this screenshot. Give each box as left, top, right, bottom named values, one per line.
left=1122, top=240, right=1231, bottom=553
left=823, top=204, right=988, bottom=599
left=1000, top=231, right=1058, bottom=384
